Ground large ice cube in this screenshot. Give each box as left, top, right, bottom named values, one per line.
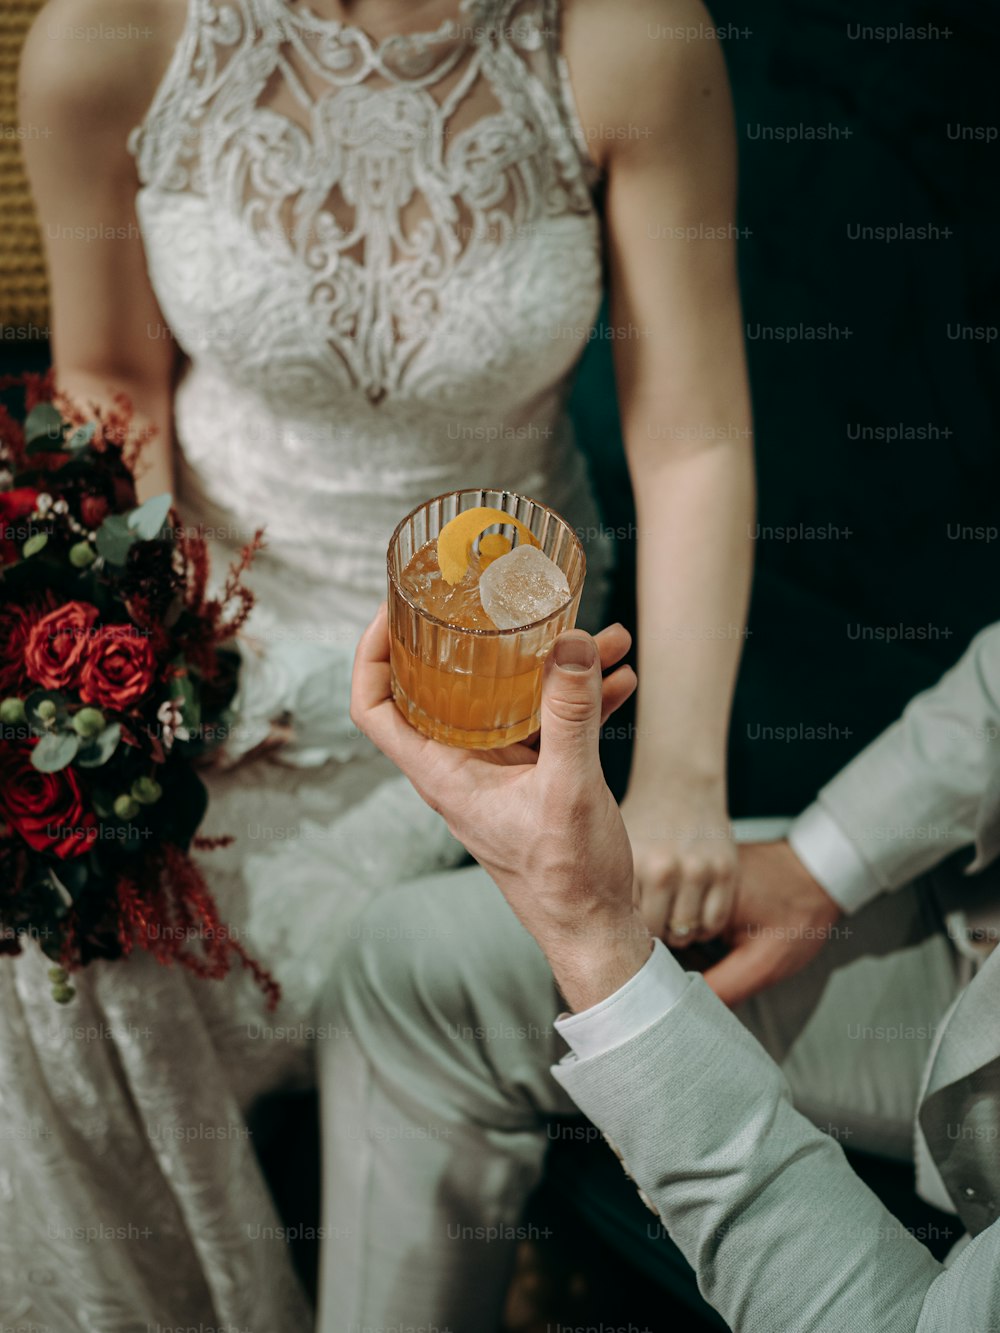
left=478, top=544, right=572, bottom=630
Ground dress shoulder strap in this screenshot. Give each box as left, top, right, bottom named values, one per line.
left=542, top=0, right=603, bottom=192
left=127, top=0, right=200, bottom=185
left=128, top=0, right=257, bottom=190
left=489, top=0, right=603, bottom=196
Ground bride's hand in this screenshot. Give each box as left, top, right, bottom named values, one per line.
left=620, top=784, right=737, bottom=948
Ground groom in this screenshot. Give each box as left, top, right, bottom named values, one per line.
left=320, top=610, right=1000, bottom=1330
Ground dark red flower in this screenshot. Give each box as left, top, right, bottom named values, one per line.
left=0, top=744, right=96, bottom=860
left=24, top=602, right=100, bottom=692
left=21, top=372, right=55, bottom=413
left=111, top=475, right=138, bottom=512
left=79, top=494, right=109, bottom=528
left=0, top=603, right=44, bottom=697
left=79, top=625, right=157, bottom=710
left=0, top=488, right=39, bottom=566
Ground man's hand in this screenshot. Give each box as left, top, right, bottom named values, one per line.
left=703, top=841, right=843, bottom=1007
left=351, top=607, right=652, bottom=1012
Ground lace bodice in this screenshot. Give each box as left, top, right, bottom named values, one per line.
left=129, top=0, right=610, bottom=737
left=131, top=0, right=600, bottom=404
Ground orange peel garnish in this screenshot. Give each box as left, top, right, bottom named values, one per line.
left=477, top=533, right=513, bottom=567
left=437, top=506, right=539, bottom=584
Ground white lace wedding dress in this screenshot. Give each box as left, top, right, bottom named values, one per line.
left=0, top=1, right=609, bottom=1327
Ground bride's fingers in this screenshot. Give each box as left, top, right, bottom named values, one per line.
left=665, top=871, right=711, bottom=950
left=599, top=663, right=637, bottom=725
left=593, top=622, right=632, bottom=672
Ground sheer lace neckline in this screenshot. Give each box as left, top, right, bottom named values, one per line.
left=263, top=0, right=487, bottom=88
left=275, top=0, right=482, bottom=53
left=130, top=0, right=601, bottom=408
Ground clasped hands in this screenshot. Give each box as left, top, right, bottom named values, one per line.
left=351, top=611, right=841, bottom=1011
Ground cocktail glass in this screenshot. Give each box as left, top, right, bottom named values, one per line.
left=387, top=488, right=586, bottom=748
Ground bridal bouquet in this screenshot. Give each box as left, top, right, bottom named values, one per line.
left=0, top=374, right=278, bottom=1006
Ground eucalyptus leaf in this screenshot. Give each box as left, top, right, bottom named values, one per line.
left=95, top=514, right=137, bottom=565
left=31, top=731, right=80, bottom=773
left=66, top=422, right=96, bottom=452
left=127, top=492, right=172, bottom=541
left=24, top=403, right=63, bottom=447
left=76, top=722, right=121, bottom=768
left=25, top=690, right=68, bottom=729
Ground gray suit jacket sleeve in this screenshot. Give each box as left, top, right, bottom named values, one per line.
left=814, top=623, right=1000, bottom=893
left=552, top=974, right=1000, bottom=1332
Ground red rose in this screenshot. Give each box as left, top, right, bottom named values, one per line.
left=0, top=603, right=41, bottom=697
left=79, top=625, right=157, bottom=710
left=0, top=744, right=96, bottom=860
left=0, top=488, right=39, bottom=565
left=24, top=602, right=100, bottom=692
left=79, top=494, right=109, bottom=528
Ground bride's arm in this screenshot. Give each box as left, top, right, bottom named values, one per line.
left=565, top=0, right=754, bottom=947
left=19, top=0, right=184, bottom=501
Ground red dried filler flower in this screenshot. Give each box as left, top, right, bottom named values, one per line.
left=0, top=378, right=277, bottom=1007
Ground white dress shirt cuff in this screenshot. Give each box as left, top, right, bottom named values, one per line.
left=788, top=802, right=882, bottom=915
left=554, top=939, right=690, bottom=1061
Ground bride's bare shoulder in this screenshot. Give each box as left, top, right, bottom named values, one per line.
left=20, top=0, right=188, bottom=140
left=562, top=0, right=733, bottom=170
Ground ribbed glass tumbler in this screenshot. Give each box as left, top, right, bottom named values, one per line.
left=387, top=488, right=586, bottom=749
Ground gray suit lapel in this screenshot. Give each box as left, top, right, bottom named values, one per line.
left=923, top=947, right=1000, bottom=1096
left=919, top=950, right=1000, bottom=1234
left=919, top=1055, right=1000, bottom=1236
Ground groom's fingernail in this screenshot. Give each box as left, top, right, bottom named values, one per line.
left=553, top=635, right=596, bottom=673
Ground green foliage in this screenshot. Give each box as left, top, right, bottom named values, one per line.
left=23, top=402, right=63, bottom=453
left=31, top=731, right=80, bottom=773
left=76, top=722, right=121, bottom=769
left=128, top=493, right=171, bottom=540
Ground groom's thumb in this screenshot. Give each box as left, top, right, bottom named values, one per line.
left=537, top=631, right=603, bottom=784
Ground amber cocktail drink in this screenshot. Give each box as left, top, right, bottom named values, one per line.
left=387, top=489, right=585, bottom=748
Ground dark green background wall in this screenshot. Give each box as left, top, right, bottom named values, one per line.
left=572, top=0, right=1000, bottom=813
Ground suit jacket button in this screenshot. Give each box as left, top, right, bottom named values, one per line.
left=964, top=1186, right=977, bottom=1198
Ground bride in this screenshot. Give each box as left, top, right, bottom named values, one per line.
left=14, top=0, right=753, bottom=1326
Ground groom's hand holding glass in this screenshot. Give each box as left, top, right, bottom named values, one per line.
left=353, top=606, right=847, bottom=1016
left=351, top=608, right=652, bottom=1011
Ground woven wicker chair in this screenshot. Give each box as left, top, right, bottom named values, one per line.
left=0, top=0, right=49, bottom=339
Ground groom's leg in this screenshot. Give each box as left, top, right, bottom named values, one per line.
left=735, top=871, right=964, bottom=1160
left=316, top=859, right=964, bottom=1330
left=316, top=864, right=575, bottom=1333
